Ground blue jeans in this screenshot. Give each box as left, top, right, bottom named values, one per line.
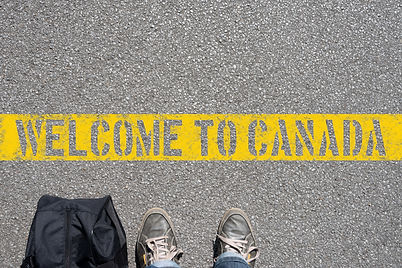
left=147, top=252, right=249, bottom=268
left=148, top=259, right=181, bottom=268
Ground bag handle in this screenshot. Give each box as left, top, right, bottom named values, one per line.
left=104, top=198, right=126, bottom=248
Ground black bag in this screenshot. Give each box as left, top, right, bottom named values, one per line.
left=21, top=195, right=128, bottom=268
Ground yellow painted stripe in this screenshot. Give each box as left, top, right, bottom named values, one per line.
left=0, top=114, right=400, bottom=161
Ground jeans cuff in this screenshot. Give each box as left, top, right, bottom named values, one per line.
left=214, top=252, right=249, bottom=267
left=218, top=252, right=246, bottom=260
left=147, top=259, right=181, bottom=268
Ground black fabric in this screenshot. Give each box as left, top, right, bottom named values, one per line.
left=21, top=195, right=128, bottom=268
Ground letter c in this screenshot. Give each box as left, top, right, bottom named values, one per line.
left=91, top=120, right=110, bottom=156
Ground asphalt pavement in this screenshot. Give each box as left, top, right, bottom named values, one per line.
left=0, top=1, right=401, bottom=267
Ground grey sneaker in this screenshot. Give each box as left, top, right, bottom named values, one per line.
left=213, top=208, right=260, bottom=267
left=135, top=208, right=183, bottom=268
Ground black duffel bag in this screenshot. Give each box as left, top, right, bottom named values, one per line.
left=21, top=195, right=128, bottom=268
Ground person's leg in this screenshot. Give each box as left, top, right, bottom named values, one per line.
left=135, top=208, right=183, bottom=268
left=213, top=208, right=260, bottom=268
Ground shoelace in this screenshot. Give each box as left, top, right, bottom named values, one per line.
left=145, top=236, right=182, bottom=264
left=217, top=234, right=260, bottom=263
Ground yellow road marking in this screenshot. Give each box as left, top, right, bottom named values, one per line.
left=0, top=114, right=400, bottom=161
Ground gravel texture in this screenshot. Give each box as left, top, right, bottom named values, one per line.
left=0, top=0, right=401, bottom=267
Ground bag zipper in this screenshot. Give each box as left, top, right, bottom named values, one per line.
left=65, top=208, right=71, bottom=268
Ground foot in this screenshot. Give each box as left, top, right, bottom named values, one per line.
left=135, top=208, right=183, bottom=268
left=213, top=208, right=260, bottom=267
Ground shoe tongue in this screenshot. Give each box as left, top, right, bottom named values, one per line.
left=223, top=214, right=250, bottom=240
left=225, top=245, right=241, bottom=254
left=156, top=244, right=169, bottom=259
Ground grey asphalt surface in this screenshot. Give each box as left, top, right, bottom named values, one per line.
left=0, top=1, right=401, bottom=267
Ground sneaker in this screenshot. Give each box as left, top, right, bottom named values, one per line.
left=135, top=208, right=183, bottom=268
left=213, top=208, right=260, bottom=267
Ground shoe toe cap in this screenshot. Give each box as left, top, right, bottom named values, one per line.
left=142, top=214, right=171, bottom=239
left=222, top=214, right=251, bottom=240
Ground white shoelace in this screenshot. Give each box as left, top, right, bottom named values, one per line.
left=145, top=236, right=182, bottom=263
left=217, top=234, right=260, bottom=263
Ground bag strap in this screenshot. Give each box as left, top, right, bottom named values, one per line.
left=104, top=198, right=126, bottom=248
